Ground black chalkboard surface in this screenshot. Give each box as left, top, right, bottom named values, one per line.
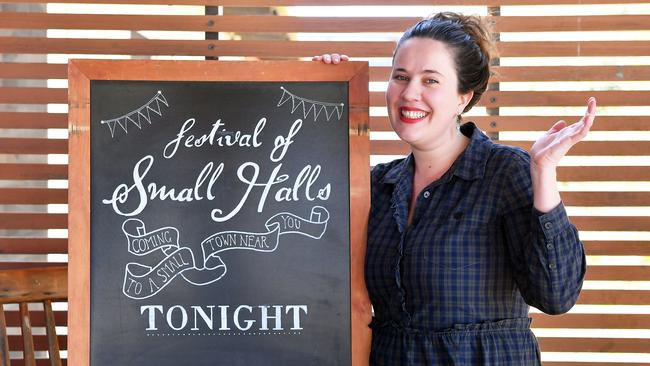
left=68, top=60, right=370, bottom=366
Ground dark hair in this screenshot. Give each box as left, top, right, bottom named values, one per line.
left=395, top=12, right=496, bottom=113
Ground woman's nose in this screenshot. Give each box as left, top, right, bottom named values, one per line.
left=401, top=81, right=421, bottom=101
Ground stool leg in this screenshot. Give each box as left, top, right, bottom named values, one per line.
left=0, top=305, right=11, bottom=366
left=43, top=300, right=62, bottom=366
left=19, top=303, right=35, bottom=366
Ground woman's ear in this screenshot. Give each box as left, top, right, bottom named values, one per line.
left=458, top=90, right=474, bottom=113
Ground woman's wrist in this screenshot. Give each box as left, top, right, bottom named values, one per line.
left=531, top=163, right=562, bottom=213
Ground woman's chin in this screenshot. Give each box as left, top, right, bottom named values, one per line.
left=392, top=131, right=421, bottom=147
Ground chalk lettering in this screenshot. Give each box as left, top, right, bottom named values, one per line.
left=270, top=119, right=302, bottom=162
left=156, top=251, right=191, bottom=283
left=167, top=305, right=188, bottom=330
left=164, top=118, right=265, bottom=159
left=191, top=305, right=215, bottom=331
left=141, top=304, right=309, bottom=333
left=140, top=305, right=163, bottom=331
left=129, top=230, right=173, bottom=254
left=211, top=162, right=330, bottom=222
left=102, top=156, right=224, bottom=217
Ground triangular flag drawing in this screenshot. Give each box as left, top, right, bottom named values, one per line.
left=117, top=119, right=128, bottom=134
left=303, top=103, right=316, bottom=119
left=101, top=91, right=169, bottom=138
left=291, top=96, right=305, bottom=114
left=277, top=87, right=344, bottom=122
left=277, top=88, right=292, bottom=107
left=126, top=115, right=140, bottom=130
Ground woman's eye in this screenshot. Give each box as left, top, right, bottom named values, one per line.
left=393, top=74, right=408, bottom=81
left=425, top=79, right=439, bottom=85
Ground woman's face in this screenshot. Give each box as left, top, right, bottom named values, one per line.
left=386, top=37, right=472, bottom=150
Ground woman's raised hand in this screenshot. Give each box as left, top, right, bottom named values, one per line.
left=530, top=97, right=597, bottom=171
left=312, top=54, right=349, bottom=64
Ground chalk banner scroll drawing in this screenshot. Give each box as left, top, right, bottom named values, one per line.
left=122, top=206, right=330, bottom=300
left=84, top=76, right=355, bottom=366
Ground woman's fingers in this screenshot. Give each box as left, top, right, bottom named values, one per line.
left=312, top=54, right=332, bottom=63
left=531, top=97, right=597, bottom=168
left=328, top=54, right=349, bottom=64
left=312, top=54, right=350, bottom=64
left=581, top=97, right=597, bottom=132
left=571, top=97, right=597, bottom=140
left=548, top=120, right=566, bottom=134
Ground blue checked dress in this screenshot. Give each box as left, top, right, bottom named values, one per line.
left=365, top=122, right=586, bottom=365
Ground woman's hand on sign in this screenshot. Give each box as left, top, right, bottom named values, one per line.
left=312, top=54, right=349, bottom=64
left=530, top=97, right=596, bottom=170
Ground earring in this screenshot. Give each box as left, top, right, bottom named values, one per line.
left=456, top=113, right=462, bottom=135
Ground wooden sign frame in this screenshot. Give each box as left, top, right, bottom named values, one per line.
left=68, top=59, right=371, bottom=365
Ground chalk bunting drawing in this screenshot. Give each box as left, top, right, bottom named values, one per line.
left=122, top=206, right=330, bottom=300
left=101, top=90, right=169, bottom=138
left=277, top=87, right=344, bottom=122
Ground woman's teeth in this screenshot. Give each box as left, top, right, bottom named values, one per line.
left=401, top=110, right=427, bottom=119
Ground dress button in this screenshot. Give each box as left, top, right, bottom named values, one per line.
left=549, top=263, right=557, bottom=269
left=423, top=191, right=430, bottom=198
left=544, top=222, right=553, bottom=230
left=546, top=243, right=554, bottom=250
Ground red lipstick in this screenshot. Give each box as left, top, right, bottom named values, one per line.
left=399, top=106, right=429, bottom=124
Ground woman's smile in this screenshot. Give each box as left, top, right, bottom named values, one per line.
left=399, top=106, right=429, bottom=123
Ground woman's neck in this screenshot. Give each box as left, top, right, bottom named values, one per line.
left=411, top=131, right=470, bottom=182
left=405, top=129, right=470, bottom=227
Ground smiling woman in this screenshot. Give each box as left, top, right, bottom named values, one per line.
left=385, top=38, right=470, bottom=160
left=316, top=11, right=595, bottom=366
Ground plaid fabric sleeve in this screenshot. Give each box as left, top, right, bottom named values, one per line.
left=500, top=148, right=586, bottom=315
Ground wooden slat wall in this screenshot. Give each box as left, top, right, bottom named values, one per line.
left=1, top=1, right=649, bottom=364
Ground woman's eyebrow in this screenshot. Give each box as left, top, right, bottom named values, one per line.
left=393, top=67, right=444, bottom=77
left=423, top=69, right=444, bottom=77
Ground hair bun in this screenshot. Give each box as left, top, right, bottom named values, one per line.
left=431, top=12, right=497, bottom=65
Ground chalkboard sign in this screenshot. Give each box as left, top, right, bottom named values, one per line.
left=68, top=60, right=370, bottom=366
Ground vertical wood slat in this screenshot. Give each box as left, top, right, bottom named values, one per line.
left=486, top=5, right=500, bottom=141
left=348, top=63, right=372, bottom=366
left=0, top=307, right=9, bottom=366
left=67, top=59, right=91, bottom=366
left=43, top=300, right=62, bottom=366
left=19, top=303, right=35, bottom=366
